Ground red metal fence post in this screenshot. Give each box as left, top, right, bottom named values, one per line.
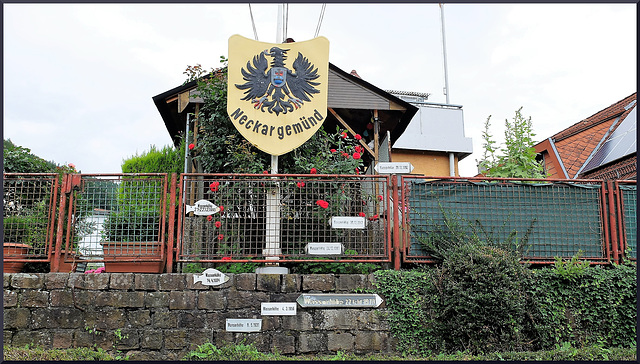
left=392, top=175, right=401, bottom=270
left=606, top=181, right=620, bottom=264
left=166, top=173, right=177, bottom=273
left=51, top=174, right=70, bottom=272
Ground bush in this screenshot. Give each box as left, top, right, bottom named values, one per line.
left=121, top=143, right=184, bottom=174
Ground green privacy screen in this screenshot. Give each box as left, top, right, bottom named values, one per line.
left=620, top=184, right=637, bottom=259
left=404, top=179, right=606, bottom=261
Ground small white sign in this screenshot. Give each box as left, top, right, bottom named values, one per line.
left=329, top=216, right=367, bottom=229
left=261, top=302, right=297, bottom=316
left=185, top=199, right=220, bottom=216
left=297, top=293, right=384, bottom=308
left=193, top=268, right=229, bottom=286
left=226, top=318, right=262, bottom=332
left=374, top=162, right=414, bottom=174
left=305, top=243, right=344, bottom=255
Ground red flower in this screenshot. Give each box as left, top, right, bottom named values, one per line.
left=359, top=212, right=366, bottom=217
left=207, top=215, right=213, bottom=222
left=355, top=168, right=360, bottom=174
left=330, top=149, right=337, bottom=153
left=221, top=256, right=232, bottom=261
left=341, top=132, right=348, bottom=139
left=209, top=181, right=219, bottom=192
left=341, top=152, right=349, bottom=157
left=355, top=145, right=363, bottom=153
left=263, top=170, right=269, bottom=174
left=310, top=168, right=317, bottom=174
left=188, top=143, right=195, bottom=150
left=297, top=182, right=305, bottom=188
left=368, top=214, right=379, bottom=221
left=377, top=195, right=383, bottom=201
left=219, top=205, right=224, bottom=212
left=353, top=152, right=361, bottom=160
left=215, top=221, right=222, bottom=228
left=355, top=134, right=362, bottom=140
left=218, top=234, right=224, bottom=240
left=316, top=200, right=329, bottom=209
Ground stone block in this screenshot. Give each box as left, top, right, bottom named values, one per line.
left=298, top=332, right=326, bottom=353
left=3, top=308, right=30, bottom=329
left=11, top=273, right=44, bottom=289
left=163, top=328, right=189, bottom=349
left=134, top=274, right=159, bottom=290
left=50, top=290, right=73, bottom=307
left=169, top=291, right=197, bottom=310
left=72, top=290, right=97, bottom=307
left=328, top=332, right=354, bottom=351
left=159, top=274, right=186, bottom=290
left=20, top=290, right=49, bottom=307
left=187, top=329, right=214, bottom=349
left=3, top=290, right=17, bottom=307
left=73, top=329, right=94, bottom=348
left=357, top=310, right=389, bottom=331
left=214, top=331, right=236, bottom=347
left=113, top=329, right=139, bottom=350
left=12, top=330, right=51, bottom=347
left=336, top=274, right=370, bottom=291
left=318, top=309, right=359, bottom=330
left=52, top=330, right=74, bottom=348
left=235, top=273, right=256, bottom=290
left=197, top=290, right=226, bottom=310
left=178, top=311, right=206, bottom=329
left=205, top=312, right=226, bottom=330
left=226, top=289, right=268, bottom=309
left=4, top=274, right=12, bottom=288
left=109, top=273, right=134, bottom=290
left=67, top=273, right=84, bottom=288
left=152, top=310, right=178, bottom=329
left=44, top=273, right=69, bottom=289
left=244, top=332, right=270, bottom=352
left=302, top=274, right=335, bottom=291
left=140, top=329, right=163, bottom=350
left=127, top=310, right=151, bottom=327
left=261, top=316, right=280, bottom=331
left=3, top=330, right=13, bottom=345
left=95, top=308, right=127, bottom=329
left=282, top=311, right=314, bottom=331
left=31, top=307, right=84, bottom=329
left=83, top=273, right=109, bottom=290
left=354, top=331, right=389, bottom=352
left=281, top=274, right=300, bottom=292
left=272, top=332, right=296, bottom=354
left=256, top=274, right=280, bottom=291
left=144, top=291, right=169, bottom=308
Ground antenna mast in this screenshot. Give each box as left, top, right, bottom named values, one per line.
left=439, top=3, right=450, bottom=104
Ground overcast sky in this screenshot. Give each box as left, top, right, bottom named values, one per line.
left=3, top=3, right=636, bottom=177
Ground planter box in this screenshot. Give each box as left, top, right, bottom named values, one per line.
left=3, top=243, right=31, bottom=273
left=100, top=241, right=165, bottom=273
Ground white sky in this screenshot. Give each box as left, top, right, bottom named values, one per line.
left=3, top=3, right=636, bottom=177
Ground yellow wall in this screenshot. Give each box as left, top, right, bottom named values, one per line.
left=391, top=150, right=458, bottom=177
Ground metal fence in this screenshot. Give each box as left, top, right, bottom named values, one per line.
left=401, top=176, right=614, bottom=265
left=177, top=174, right=391, bottom=264
left=3, top=173, right=636, bottom=272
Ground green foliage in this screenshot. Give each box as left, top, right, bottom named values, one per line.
left=121, top=142, right=184, bottom=174
left=478, top=108, right=546, bottom=178
left=182, top=342, right=273, bottom=361
left=3, top=344, right=115, bottom=361
left=3, top=139, right=58, bottom=173
left=551, top=250, right=591, bottom=282
left=289, top=250, right=382, bottom=274
left=216, top=261, right=261, bottom=273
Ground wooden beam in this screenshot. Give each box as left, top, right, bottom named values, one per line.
left=328, top=108, right=375, bottom=157
left=373, top=110, right=379, bottom=161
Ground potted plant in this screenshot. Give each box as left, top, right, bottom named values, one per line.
left=3, top=212, right=47, bottom=273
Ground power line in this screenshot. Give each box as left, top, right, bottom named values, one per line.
left=249, top=4, right=259, bottom=41
left=314, top=4, right=326, bottom=38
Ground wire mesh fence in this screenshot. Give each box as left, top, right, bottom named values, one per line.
left=66, top=174, right=168, bottom=270
left=3, top=173, right=59, bottom=261
left=401, top=177, right=608, bottom=264
left=618, top=181, right=637, bottom=260
left=177, top=174, right=391, bottom=263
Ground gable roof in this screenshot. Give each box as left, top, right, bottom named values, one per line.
left=152, top=63, right=417, bottom=149
left=535, top=92, right=636, bottom=179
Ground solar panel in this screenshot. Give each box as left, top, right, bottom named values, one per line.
left=582, top=106, right=636, bottom=173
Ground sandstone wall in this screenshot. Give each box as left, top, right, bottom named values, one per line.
left=3, top=273, right=394, bottom=360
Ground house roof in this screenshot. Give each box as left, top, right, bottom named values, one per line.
left=152, top=63, right=417, bottom=150
left=534, top=92, right=636, bottom=179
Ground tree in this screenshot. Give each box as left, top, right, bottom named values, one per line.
left=3, top=139, right=57, bottom=173
left=478, top=108, right=546, bottom=179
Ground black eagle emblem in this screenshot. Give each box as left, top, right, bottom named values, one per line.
left=235, top=47, right=320, bottom=116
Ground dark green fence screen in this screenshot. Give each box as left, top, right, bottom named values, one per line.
left=404, top=179, right=606, bottom=261
left=620, top=184, right=637, bottom=259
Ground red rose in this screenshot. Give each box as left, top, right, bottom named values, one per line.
left=353, top=152, right=361, bottom=160
left=377, top=195, right=383, bottom=201
left=297, top=182, right=305, bottom=188
left=310, top=168, right=317, bottom=174
left=316, top=200, right=329, bottom=209
left=330, top=149, right=337, bottom=153
left=207, top=215, right=213, bottom=222
left=355, top=134, right=362, bottom=140
left=219, top=205, right=224, bottom=212
left=188, top=143, right=195, bottom=150
left=209, top=181, right=219, bottom=192
left=263, top=170, right=269, bottom=174
left=369, top=214, right=379, bottom=221
left=341, top=132, right=348, bottom=139
left=215, top=221, right=222, bottom=228
left=355, top=146, right=363, bottom=153
left=218, top=234, right=224, bottom=240
left=221, top=256, right=232, bottom=261
left=359, top=212, right=366, bottom=217
left=355, top=168, right=360, bottom=174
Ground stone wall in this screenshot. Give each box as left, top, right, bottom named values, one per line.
left=3, top=272, right=394, bottom=360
